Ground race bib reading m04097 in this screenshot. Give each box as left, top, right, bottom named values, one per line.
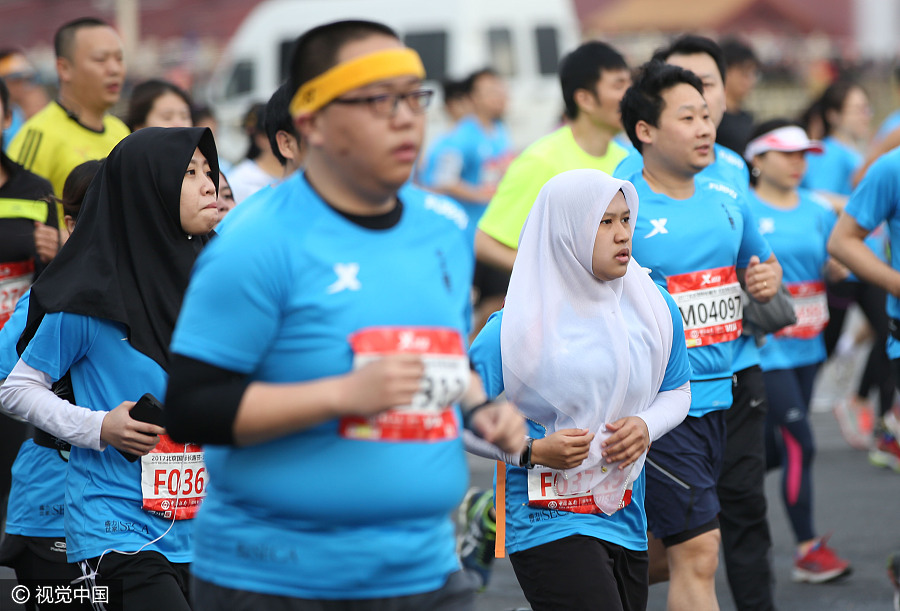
left=667, top=265, right=742, bottom=348
left=339, top=327, right=469, bottom=442
left=140, top=436, right=206, bottom=520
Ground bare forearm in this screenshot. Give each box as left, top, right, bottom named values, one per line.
left=475, top=230, right=516, bottom=273
left=829, top=226, right=900, bottom=296
left=232, top=376, right=348, bottom=446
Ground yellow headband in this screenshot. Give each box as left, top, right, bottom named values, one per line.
left=290, top=48, right=425, bottom=117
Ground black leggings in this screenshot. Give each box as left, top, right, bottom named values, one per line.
left=824, top=279, right=894, bottom=417
left=81, top=550, right=191, bottom=611
left=509, top=535, right=648, bottom=611
left=763, top=364, right=819, bottom=544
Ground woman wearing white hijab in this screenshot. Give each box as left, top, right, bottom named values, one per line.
left=470, top=169, right=691, bottom=610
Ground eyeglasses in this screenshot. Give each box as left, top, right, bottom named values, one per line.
left=331, top=89, right=434, bottom=117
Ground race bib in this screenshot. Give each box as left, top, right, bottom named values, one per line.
left=140, top=435, right=206, bottom=520
left=339, top=327, right=469, bottom=442
left=667, top=265, right=742, bottom=348
left=776, top=281, right=828, bottom=340
left=0, top=260, right=33, bottom=329
left=526, top=466, right=634, bottom=516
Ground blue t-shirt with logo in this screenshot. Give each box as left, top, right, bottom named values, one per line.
left=615, top=145, right=765, bottom=373
left=170, top=173, right=474, bottom=599
left=613, top=171, right=771, bottom=416
left=748, top=190, right=836, bottom=370
left=843, top=148, right=900, bottom=359
left=1, top=291, right=68, bottom=538
left=418, top=115, right=512, bottom=240
left=20, top=312, right=192, bottom=562
left=469, top=301, right=690, bottom=554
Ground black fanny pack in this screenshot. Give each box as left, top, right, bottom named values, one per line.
left=32, top=428, right=71, bottom=454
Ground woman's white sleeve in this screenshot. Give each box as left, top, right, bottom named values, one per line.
left=637, top=381, right=691, bottom=443
left=0, top=358, right=107, bottom=451
left=463, top=428, right=522, bottom=466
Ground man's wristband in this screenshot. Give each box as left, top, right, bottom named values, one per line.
left=519, top=437, right=535, bottom=469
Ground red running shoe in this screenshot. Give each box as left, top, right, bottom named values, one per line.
left=792, top=536, right=852, bottom=584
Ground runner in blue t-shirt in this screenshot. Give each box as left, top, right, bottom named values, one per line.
left=164, top=22, right=526, bottom=611
left=0, top=127, right=220, bottom=611
left=830, top=146, right=900, bottom=473
left=615, top=37, right=780, bottom=609
left=418, top=68, right=515, bottom=336
left=744, top=119, right=852, bottom=583
left=468, top=169, right=691, bottom=611
left=803, top=81, right=895, bottom=453
left=0, top=159, right=99, bottom=604
left=616, top=60, right=779, bottom=611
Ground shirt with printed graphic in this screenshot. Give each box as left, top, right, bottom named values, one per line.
left=615, top=171, right=771, bottom=416
left=170, top=173, right=474, bottom=599
left=469, top=297, right=690, bottom=554
left=20, top=311, right=192, bottom=562
left=748, top=189, right=837, bottom=370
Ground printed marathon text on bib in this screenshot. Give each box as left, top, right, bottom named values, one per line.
left=0, top=260, right=33, bottom=329
left=667, top=265, right=742, bottom=348
left=526, top=465, right=635, bottom=516
left=775, top=280, right=828, bottom=340
left=140, top=435, right=206, bottom=520
left=339, top=327, right=469, bottom=442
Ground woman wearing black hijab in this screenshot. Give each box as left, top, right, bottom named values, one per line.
left=0, top=127, right=218, bottom=611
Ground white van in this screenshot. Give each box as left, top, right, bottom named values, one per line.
left=206, top=0, right=580, bottom=161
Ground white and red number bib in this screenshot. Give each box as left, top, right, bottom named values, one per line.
left=526, top=465, right=634, bottom=516
left=339, top=327, right=469, bottom=442
left=667, top=265, right=743, bottom=348
left=140, top=435, right=206, bottom=520
left=0, top=260, right=33, bottom=329
left=775, top=281, right=828, bottom=340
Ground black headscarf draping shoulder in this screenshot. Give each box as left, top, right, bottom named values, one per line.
left=17, top=127, right=219, bottom=371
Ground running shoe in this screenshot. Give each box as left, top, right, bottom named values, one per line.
left=792, top=536, right=852, bottom=583
left=869, top=428, right=900, bottom=472
left=888, top=552, right=900, bottom=611
left=457, top=488, right=497, bottom=591
left=833, top=397, right=873, bottom=450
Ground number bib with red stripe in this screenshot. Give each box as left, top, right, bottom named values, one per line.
left=140, top=435, right=206, bottom=520
left=667, top=265, right=743, bottom=348
left=526, top=466, right=635, bottom=515
left=339, top=327, right=469, bottom=442
left=0, top=260, right=33, bottom=329
left=776, top=281, right=828, bottom=340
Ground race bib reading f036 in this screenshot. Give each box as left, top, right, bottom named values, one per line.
left=667, top=265, right=742, bottom=348
left=339, top=327, right=469, bottom=442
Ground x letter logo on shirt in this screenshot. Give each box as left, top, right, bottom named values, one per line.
left=644, top=218, right=668, bottom=239
left=327, top=263, right=362, bottom=294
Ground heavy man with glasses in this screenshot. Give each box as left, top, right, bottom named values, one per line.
left=164, top=20, right=526, bottom=611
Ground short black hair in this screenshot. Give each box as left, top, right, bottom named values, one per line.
left=559, top=41, right=628, bottom=120
left=652, top=35, right=727, bottom=85
left=720, top=38, right=759, bottom=69
left=54, top=17, right=110, bottom=60
left=125, top=79, right=193, bottom=131
left=265, top=82, right=299, bottom=167
left=442, top=78, right=470, bottom=102
left=0, top=78, right=9, bottom=119
left=60, top=159, right=103, bottom=220
left=819, top=79, right=865, bottom=137
left=464, top=68, right=500, bottom=93
left=288, top=20, right=399, bottom=104
left=620, top=61, right=704, bottom=153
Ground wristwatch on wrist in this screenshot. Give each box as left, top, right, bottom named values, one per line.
left=519, top=437, right=535, bottom=469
